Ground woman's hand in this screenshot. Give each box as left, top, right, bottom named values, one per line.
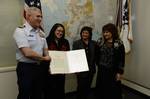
left=116, top=73, right=123, bottom=81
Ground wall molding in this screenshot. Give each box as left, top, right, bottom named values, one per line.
left=122, top=79, right=150, bottom=96
left=0, top=66, right=16, bottom=73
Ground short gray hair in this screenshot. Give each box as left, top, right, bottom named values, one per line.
left=26, top=7, right=41, bottom=16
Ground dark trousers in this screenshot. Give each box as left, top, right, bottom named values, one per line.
left=76, top=71, right=94, bottom=99
left=44, top=74, right=65, bottom=99
left=95, top=67, right=122, bottom=99
left=16, top=62, right=44, bottom=99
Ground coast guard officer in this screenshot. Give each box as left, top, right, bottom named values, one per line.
left=13, top=7, right=51, bottom=99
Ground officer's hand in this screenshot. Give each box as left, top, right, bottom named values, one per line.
left=42, top=56, right=51, bottom=62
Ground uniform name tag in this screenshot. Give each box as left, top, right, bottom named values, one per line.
left=28, top=34, right=36, bottom=40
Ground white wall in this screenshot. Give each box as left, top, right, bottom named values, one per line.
left=0, top=0, right=22, bottom=98
left=0, top=0, right=23, bottom=67
left=123, top=0, right=150, bottom=96
left=0, top=0, right=150, bottom=99
left=0, top=67, right=17, bottom=99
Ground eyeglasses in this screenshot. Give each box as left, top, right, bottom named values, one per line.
left=56, top=29, right=63, bottom=33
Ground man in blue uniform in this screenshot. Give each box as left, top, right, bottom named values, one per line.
left=13, top=7, right=51, bottom=99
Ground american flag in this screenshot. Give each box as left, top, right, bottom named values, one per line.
left=24, top=0, right=41, bottom=19
left=116, top=0, right=133, bottom=54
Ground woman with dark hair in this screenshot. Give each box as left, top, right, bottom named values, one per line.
left=72, top=26, right=97, bottom=99
left=45, top=23, right=70, bottom=99
left=95, top=23, right=125, bottom=99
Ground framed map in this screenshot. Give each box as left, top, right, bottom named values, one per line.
left=41, top=0, right=99, bottom=46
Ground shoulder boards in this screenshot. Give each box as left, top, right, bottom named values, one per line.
left=18, top=25, right=25, bottom=28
